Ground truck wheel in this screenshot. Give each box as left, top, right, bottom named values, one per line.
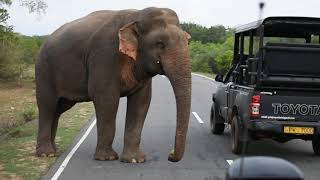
left=312, top=136, right=320, bottom=155
left=231, top=115, right=247, bottom=154
left=210, top=103, right=225, bottom=135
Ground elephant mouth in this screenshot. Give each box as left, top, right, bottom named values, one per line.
left=157, top=60, right=165, bottom=75
left=159, top=68, right=165, bottom=75
left=152, top=60, right=165, bottom=75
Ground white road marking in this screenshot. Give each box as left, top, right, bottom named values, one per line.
left=226, top=160, right=234, bottom=165
left=51, top=118, right=97, bottom=180
left=191, top=73, right=215, bottom=82
left=192, top=112, right=204, bottom=124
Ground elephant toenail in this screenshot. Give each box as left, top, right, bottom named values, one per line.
left=131, top=158, right=137, bottom=163
left=48, top=153, right=55, bottom=157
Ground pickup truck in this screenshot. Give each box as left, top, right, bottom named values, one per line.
left=211, top=17, right=320, bottom=155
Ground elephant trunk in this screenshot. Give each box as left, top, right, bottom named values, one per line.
left=162, top=48, right=191, bottom=162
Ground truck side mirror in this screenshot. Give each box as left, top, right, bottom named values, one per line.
left=226, top=156, right=304, bottom=180
left=215, top=74, right=224, bottom=82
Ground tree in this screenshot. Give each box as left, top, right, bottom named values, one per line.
left=181, top=23, right=229, bottom=44
left=185, top=25, right=235, bottom=74
left=0, top=0, right=47, bottom=80
left=215, top=50, right=233, bottom=74
left=20, top=0, right=47, bottom=14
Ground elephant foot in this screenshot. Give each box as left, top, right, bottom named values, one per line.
left=94, top=148, right=119, bottom=161
left=36, top=141, right=56, bottom=157
left=120, top=150, right=146, bottom=163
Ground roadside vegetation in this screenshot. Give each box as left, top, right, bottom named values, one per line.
left=0, top=1, right=91, bottom=179
left=0, top=101, right=94, bottom=180
left=181, top=23, right=234, bottom=75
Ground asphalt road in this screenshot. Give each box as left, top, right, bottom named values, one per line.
left=43, top=74, right=320, bottom=180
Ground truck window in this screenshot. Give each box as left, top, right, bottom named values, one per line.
left=264, top=37, right=306, bottom=44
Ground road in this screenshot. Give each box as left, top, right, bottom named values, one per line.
left=43, top=74, right=320, bottom=180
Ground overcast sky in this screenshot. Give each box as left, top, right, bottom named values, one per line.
left=7, top=0, right=320, bottom=36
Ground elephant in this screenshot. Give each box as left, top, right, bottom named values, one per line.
left=35, top=7, right=191, bottom=163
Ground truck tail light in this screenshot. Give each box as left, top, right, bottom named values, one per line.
left=250, top=95, right=260, bottom=118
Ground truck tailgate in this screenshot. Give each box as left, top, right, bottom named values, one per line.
left=260, top=94, right=320, bottom=122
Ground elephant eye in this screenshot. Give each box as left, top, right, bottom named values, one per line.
left=156, top=41, right=165, bottom=50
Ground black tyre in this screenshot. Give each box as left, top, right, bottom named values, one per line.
left=312, top=136, right=320, bottom=155
left=210, top=103, right=225, bottom=135
left=231, top=115, right=247, bottom=154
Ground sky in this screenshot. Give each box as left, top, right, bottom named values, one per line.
left=7, top=0, right=320, bottom=36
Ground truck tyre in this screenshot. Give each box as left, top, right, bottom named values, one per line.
left=231, top=115, right=247, bottom=154
left=312, top=136, right=320, bottom=155
left=210, top=103, right=225, bottom=135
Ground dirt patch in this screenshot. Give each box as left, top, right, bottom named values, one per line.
left=0, top=164, right=22, bottom=180
left=0, top=100, right=94, bottom=180
left=6, top=175, right=23, bottom=180
left=17, top=141, right=36, bottom=154
left=9, top=129, right=33, bottom=138
left=0, top=81, right=37, bottom=134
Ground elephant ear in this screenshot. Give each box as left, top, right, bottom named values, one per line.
left=118, top=22, right=138, bottom=61
left=184, top=31, right=191, bottom=40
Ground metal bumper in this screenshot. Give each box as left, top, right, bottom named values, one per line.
left=248, top=119, right=320, bottom=136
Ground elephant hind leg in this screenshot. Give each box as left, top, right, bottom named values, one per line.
left=36, top=95, right=59, bottom=157
left=51, top=98, right=76, bottom=150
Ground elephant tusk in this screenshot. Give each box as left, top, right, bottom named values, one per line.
left=156, top=60, right=160, bottom=64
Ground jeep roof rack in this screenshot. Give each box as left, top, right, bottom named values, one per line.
left=235, top=16, right=320, bottom=37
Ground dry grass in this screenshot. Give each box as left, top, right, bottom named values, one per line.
left=0, top=81, right=36, bottom=132
left=0, top=80, right=95, bottom=180
left=0, top=102, right=94, bottom=180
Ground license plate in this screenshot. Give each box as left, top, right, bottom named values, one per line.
left=283, top=126, right=314, bottom=135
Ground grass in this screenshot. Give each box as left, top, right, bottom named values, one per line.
left=193, top=72, right=216, bottom=79
left=21, top=105, right=37, bottom=122
left=0, top=80, right=95, bottom=180
left=0, top=102, right=94, bottom=180
left=0, top=81, right=37, bottom=135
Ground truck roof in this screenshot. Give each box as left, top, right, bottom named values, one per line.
left=235, top=16, right=320, bottom=37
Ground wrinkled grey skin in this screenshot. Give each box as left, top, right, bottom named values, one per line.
left=35, top=7, right=191, bottom=163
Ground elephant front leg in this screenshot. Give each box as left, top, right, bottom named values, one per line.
left=93, top=94, right=120, bottom=161
left=121, top=81, right=151, bottom=163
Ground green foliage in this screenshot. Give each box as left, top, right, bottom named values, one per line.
left=0, top=0, right=47, bottom=81
left=182, top=22, right=235, bottom=75
left=18, top=35, right=43, bottom=64
left=215, top=50, right=233, bottom=74
left=21, top=104, right=37, bottom=122
left=188, top=35, right=234, bottom=74
left=0, top=34, right=44, bottom=80
left=0, top=0, right=12, bottom=5
left=0, top=31, right=22, bottom=80
left=181, top=23, right=228, bottom=44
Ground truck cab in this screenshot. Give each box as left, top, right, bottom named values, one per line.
left=211, top=17, right=320, bottom=155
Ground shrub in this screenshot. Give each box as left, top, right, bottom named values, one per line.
left=215, top=50, right=233, bottom=74
left=21, top=105, right=37, bottom=122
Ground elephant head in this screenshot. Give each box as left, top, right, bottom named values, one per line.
left=118, top=8, right=191, bottom=162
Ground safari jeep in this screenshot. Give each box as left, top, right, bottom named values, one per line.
left=211, top=17, right=320, bottom=155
